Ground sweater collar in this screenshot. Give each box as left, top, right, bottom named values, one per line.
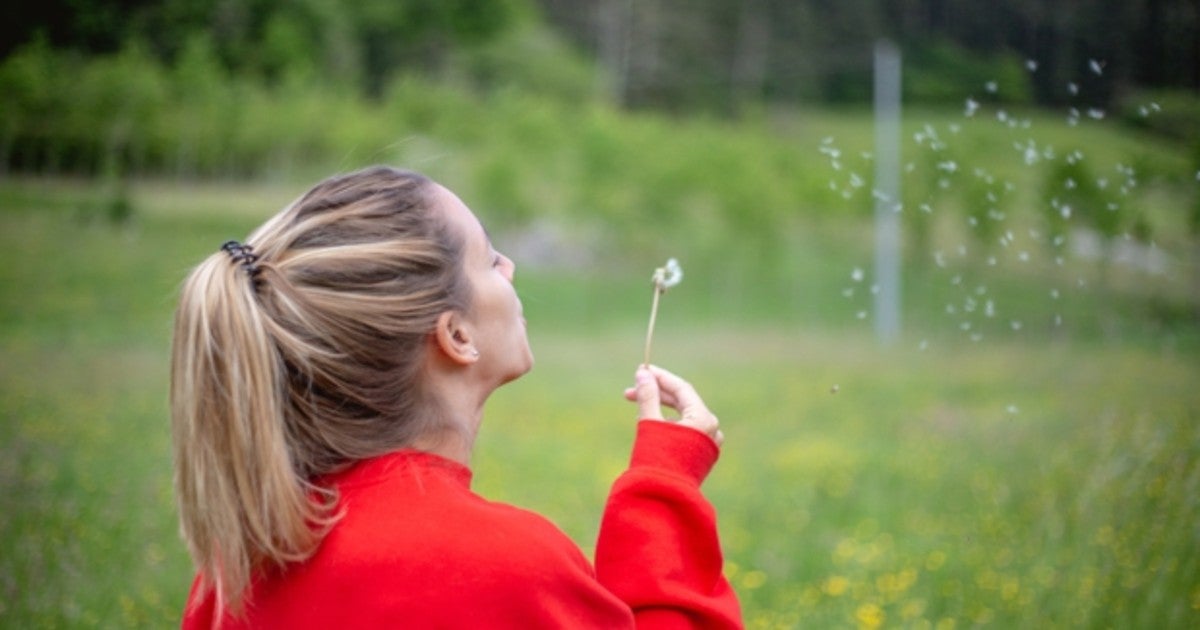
left=325, top=449, right=473, bottom=489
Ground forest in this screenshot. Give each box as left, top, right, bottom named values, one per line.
left=2, top=0, right=1198, bottom=179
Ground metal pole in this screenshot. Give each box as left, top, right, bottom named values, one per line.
left=873, top=40, right=902, bottom=344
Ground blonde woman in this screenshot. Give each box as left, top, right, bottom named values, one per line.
left=171, top=166, right=741, bottom=628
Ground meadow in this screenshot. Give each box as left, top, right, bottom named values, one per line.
left=2, top=106, right=1199, bottom=628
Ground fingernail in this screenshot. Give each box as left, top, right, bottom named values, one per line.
left=635, top=369, right=652, bottom=384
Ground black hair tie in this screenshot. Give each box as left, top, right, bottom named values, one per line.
left=221, top=240, right=264, bottom=282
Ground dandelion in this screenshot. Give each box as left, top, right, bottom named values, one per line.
left=856, top=603, right=886, bottom=629
left=643, top=258, right=682, bottom=366
left=822, top=575, right=850, bottom=596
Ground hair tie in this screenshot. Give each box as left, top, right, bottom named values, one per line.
left=220, top=240, right=263, bottom=281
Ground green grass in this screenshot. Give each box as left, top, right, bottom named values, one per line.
left=2, top=157, right=1198, bottom=629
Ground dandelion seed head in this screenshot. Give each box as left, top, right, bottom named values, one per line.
left=652, top=258, right=683, bottom=290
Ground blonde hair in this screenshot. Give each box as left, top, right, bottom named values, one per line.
left=170, top=166, right=469, bottom=616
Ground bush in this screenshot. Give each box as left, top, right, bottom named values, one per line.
left=904, top=40, right=1032, bottom=106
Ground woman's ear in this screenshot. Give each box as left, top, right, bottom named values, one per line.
left=433, top=311, right=479, bottom=365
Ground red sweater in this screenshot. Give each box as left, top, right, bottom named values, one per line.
left=182, top=420, right=742, bottom=628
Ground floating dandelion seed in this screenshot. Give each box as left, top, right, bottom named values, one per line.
left=851, top=267, right=865, bottom=283
left=643, top=258, right=682, bottom=366
left=1025, top=59, right=1039, bottom=72
left=1068, top=82, right=1080, bottom=96
left=985, top=80, right=998, bottom=93
left=1089, top=59, right=1104, bottom=76
left=964, top=98, right=980, bottom=117
left=1023, top=145, right=1039, bottom=166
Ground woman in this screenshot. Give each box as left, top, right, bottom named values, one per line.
left=171, top=166, right=741, bottom=628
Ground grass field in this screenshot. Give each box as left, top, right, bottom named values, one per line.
left=1, top=172, right=1198, bottom=629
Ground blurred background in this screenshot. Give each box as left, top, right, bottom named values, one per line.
left=1, top=1, right=1199, bottom=627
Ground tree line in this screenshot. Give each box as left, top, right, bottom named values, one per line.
left=4, top=0, right=1197, bottom=112
left=538, top=0, right=1198, bottom=113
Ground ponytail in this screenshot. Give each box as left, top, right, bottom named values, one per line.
left=171, top=251, right=335, bottom=617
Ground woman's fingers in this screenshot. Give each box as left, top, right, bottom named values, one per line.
left=633, top=367, right=663, bottom=420
left=626, top=365, right=723, bottom=446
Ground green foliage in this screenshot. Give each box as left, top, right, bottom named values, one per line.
left=904, top=40, right=1032, bottom=105
left=1116, top=89, right=1200, bottom=147
left=1042, top=158, right=1119, bottom=241
left=447, top=19, right=598, bottom=104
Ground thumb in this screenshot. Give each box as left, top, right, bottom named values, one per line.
left=634, top=367, right=663, bottom=420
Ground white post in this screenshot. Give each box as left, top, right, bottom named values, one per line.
left=873, top=40, right=902, bottom=344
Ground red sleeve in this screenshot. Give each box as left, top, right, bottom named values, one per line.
left=595, top=420, right=743, bottom=629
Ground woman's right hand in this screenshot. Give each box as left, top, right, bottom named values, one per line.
left=624, top=365, right=724, bottom=447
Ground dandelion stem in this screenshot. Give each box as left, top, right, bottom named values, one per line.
left=643, top=286, right=662, bottom=367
